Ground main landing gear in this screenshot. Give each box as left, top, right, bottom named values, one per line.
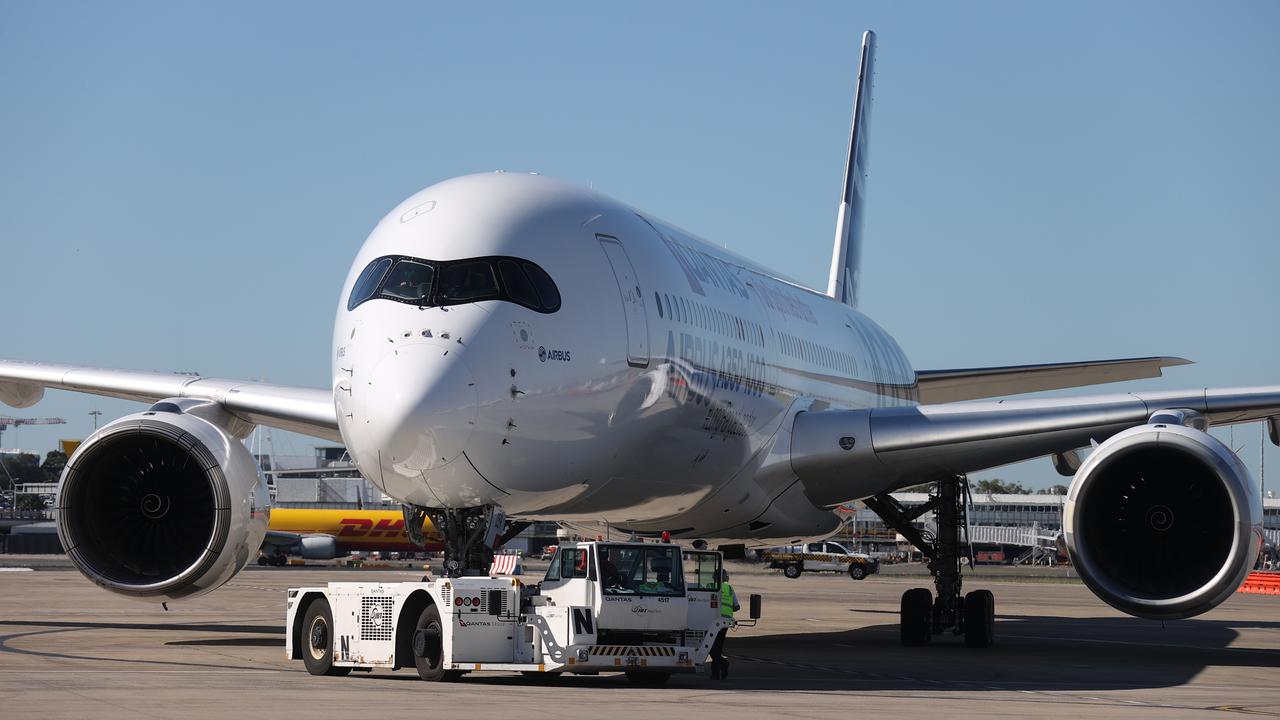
left=864, top=475, right=994, bottom=648
left=402, top=504, right=529, bottom=577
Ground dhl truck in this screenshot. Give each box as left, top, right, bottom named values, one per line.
left=286, top=541, right=761, bottom=685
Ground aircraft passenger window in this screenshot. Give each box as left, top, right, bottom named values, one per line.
left=498, top=260, right=541, bottom=309
left=379, top=259, right=435, bottom=303
left=654, top=291, right=664, bottom=318
left=522, top=262, right=561, bottom=312
left=438, top=260, right=498, bottom=303
left=663, top=294, right=672, bottom=319
left=348, top=257, right=393, bottom=310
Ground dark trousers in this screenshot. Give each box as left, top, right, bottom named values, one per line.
left=709, top=627, right=729, bottom=678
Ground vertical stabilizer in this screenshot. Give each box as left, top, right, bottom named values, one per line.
left=826, top=30, right=876, bottom=307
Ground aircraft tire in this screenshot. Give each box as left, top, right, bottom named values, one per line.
left=783, top=563, right=802, bottom=579
left=963, top=590, right=995, bottom=648
left=848, top=564, right=867, bottom=580
left=900, top=588, right=933, bottom=646
left=412, top=604, right=462, bottom=682
left=302, top=598, right=351, bottom=676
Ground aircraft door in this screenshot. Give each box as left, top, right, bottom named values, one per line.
left=597, top=235, right=650, bottom=368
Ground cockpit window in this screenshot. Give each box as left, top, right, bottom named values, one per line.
left=522, top=262, right=561, bottom=312
left=438, top=260, right=498, bottom=303
left=379, top=259, right=435, bottom=303
left=347, top=257, right=392, bottom=311
left=498, top=260, right=541, bottom=309
left=346, top=254, right=561, bottom=313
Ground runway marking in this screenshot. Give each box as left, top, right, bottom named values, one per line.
left=0, top=567, right=33, bottom=572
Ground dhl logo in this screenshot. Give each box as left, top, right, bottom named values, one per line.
left=268, top=508, right=441, bottom=551
left=338, top=517, right=405, bottom=538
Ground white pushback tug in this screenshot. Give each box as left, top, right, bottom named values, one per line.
left=286, top=540, right=761, bottom=685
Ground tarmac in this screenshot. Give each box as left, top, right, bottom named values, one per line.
left=1, top=559, right=1278, bottom=719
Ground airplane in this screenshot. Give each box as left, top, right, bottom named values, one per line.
left=0, top=30, right=1272, bottom=646
left=259, top=507, right=442, bottom=565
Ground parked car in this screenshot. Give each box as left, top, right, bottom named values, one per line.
left=761, top=541, right=880, bottom=580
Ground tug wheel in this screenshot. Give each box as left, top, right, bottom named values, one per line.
left=301, top=598, right=350, bottom=676
left=412, top=604, right=462, bottom=682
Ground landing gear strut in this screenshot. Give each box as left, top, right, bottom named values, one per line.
left=402, top=504, right=528, bottom=578
left=864, top=475, right=994, bottom=648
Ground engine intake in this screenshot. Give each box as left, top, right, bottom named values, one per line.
left=1065, top=423, right=1262, bottom=619
left=56, top=401, right=268, bottom=601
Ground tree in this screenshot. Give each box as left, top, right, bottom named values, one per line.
left=15, top=493, right=45, bottom=511
left=41, top=450, right=67, bottom=479
left=974, top=478, right=1030, bottom=495
left=0, top=453, right=47, bottom=489
left=1038, top=484, right=1069, bottom=495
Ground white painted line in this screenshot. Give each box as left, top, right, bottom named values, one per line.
left=0, top=567, right=34, bottom=572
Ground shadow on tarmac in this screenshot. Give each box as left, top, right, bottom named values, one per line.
left=3, top=614, right=1278, bottom=693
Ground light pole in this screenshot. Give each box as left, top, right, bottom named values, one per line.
left=89, top=410, right=102, bottom=431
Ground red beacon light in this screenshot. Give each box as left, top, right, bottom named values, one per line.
left=661, top=531, right=671, bottom=543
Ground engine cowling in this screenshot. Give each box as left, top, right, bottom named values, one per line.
left=55, top=400, right=268, bottom=601
left=299, top=535, right=338, bottom=560
left=1064, top=423, right=1263, bottom=619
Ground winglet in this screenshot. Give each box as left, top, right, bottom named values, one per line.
left=826, top=30, right=876, bottom=307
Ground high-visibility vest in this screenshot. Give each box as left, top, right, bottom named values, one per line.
left=720, top=582, right=738, bottom=618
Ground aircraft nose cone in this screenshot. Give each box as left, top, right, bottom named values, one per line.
left=357, top=342, right=477, bottom=471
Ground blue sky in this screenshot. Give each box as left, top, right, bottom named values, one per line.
left=2, top=2, right=1277, bottom=490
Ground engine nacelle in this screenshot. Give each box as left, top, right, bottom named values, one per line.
left=1065, top=423, right=1262, bottom=619
left=299, top=535, right=338, bottom=560
left=55, top=400, right=269, bottom=601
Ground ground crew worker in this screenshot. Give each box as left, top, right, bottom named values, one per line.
left=709, top=569, right=739, bottom=680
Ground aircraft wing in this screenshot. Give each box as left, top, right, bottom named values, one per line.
left=792, top=385, right=1280, bottom=506
left=263, top=530, right=309, bottom=547
left=0, top=359, right=340, bottom=442
left=914, top=356, right=1192, bottom=404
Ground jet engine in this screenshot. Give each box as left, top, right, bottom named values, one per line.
left=299, top=535, right=338, bottom=560
left=55, top=400, right=269, bottom=601
left=1064, top=422, right=1262, bottom=619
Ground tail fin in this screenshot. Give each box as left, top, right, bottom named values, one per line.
left=826, top=30, right=876, bottom=307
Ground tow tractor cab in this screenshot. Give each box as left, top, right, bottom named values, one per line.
left=286, top=541, right=761, bottom=686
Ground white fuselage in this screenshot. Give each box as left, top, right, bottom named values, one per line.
left=333, top=173, right=915, bottom=544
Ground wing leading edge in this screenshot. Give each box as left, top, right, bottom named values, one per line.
left=792, top=385, right=1280, bottom=507
left=0, top=359, right=339, bottom=442
left=914, top=356, right=1192, bottom=404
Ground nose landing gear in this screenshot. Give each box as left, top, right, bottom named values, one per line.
left=402, top=503, right=529, bottom=577
left=864, top=475, right=994, bottom=648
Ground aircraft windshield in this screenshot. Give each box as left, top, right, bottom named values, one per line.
left=347, top=255, right=561, bottom=313
left=379, top=259, right=435, bottom=303
left=599, top=544, right=685, bottom=597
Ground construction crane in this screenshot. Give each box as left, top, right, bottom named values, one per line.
left=0, top=417, right=67, bottom=450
